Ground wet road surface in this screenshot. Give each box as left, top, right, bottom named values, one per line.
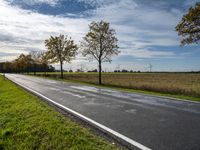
left=6, top=74, right=200, bottom=150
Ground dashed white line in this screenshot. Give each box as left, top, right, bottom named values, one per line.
left=62, top=90, right=86, bottom=98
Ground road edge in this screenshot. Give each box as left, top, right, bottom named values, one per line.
left=27, top=74, right=200, bottom=104
left=6, top=75, right=151, bottom=150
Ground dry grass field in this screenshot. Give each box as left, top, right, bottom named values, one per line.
left=35, top=72, right=200, bottom=98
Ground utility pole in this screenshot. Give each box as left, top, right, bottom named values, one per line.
left=149, top=63, right=152, bottom=72
left=116, top=64, right=121, bottom=71
left=70, top=65, right=72, bottom=71
left=80, top=64, right=84, bottom=72
left=85, top=66, right=88, bottom=72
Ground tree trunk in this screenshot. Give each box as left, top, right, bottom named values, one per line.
left=44, top=65, right=47, bottom=76
left=60, top=61, right=63, bottom=79
left=34, top=63, right=36, bottom=75
left=98, top=61, right=102, bottom=85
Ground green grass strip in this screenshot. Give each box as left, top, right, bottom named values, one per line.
left=0, top=76, right=119, bottom=150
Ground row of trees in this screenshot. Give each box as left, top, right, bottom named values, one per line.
left=44, top=21, right=120, bottom=84
left=0, top=21, right=120, bottom=85
left=0, top=52, right=55, bottom=73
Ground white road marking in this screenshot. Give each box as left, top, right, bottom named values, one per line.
left=7, top=75, right=151, bottom=150
left=70, top=85, right=98, bottom=92
left=73, top=94, right=86, bottom=98
left=62, top=91, right=86, bottom=98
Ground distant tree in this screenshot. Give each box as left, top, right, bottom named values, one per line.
left=29, top=51, right=51, bottom=74
left=30, top=51, right=43, bottom=75
left=25, top=55, right=34, bottom=73
left=114, top=70, right=121, bottom=72
left=40, top=51, right=51, bottom=74
left=87, top=69, right=97, bottom=72
left=0, top=53, right=55, bottom=73
left=14, top=54, right=33, bottom=73
left=92, top=69, right=97, bottom=72
left=45, top=34, right=78, bottom=79
left=121, top=69, right=128, bottom=73
left=81, top=21, right=120, bottom=84
left=2, top=62, right=12, bottom=73
left=176, top=3, right=200, bottom=45
left=76, top=69, right=81, bottom=72
left=14, top=54, right=26, bottom=72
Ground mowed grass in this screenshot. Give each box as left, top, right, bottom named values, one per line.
left=34, top=72, right=200, bottom=99
left=0, top=76, right=119, bottom=150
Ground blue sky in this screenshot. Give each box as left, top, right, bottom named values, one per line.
left=0, top=0, right=199, bottom=71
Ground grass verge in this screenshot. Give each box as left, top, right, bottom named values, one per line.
left=0, top=75, right=119, bottom=150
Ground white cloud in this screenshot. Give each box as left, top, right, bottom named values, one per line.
left=8, top=0, right=60, bottom=6
left=85, top=0, right=182, bottom=57
left=0, top=0, right=90, bottom=61
left=0, top=0, right=193, bottom=70
left=87, top=0, right=181, bottom=28
left=77, top=0, right=122, bottom=8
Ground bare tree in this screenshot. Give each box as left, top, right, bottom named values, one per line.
left=45, top=34, right=78, bottom=79
left=81, top=21, right=120, bottom=84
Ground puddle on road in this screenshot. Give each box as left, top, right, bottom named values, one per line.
left=105, top=103, right=123, bottom=109
left=47, top=80, right=57, bottom=84
left=70, top=86, right=98, bottom=92
left=125, top=109, right=137, bottom=114
left=82, top=98, right=101, bottom=106
left=48, top=87, right=60, bottom=91
left=61, top=90, right=86, bottom=99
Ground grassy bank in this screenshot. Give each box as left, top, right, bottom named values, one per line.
left=0, top=76, right=119, bottom=150
left=32, top=72, right=200, bottom=100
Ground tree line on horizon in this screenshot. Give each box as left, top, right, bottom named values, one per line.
left=0, top=52, right=55, bottom=74
left=43, top=20, right=120, bottom=84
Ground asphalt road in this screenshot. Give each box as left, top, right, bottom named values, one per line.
left=6, top=74, right=200, bottom=150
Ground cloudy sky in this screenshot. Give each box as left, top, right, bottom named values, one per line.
left=0, top=0, right=199, bottom=71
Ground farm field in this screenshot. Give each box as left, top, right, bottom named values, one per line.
left=0, top=75, right=118, bottom=150
left=32, top=72, right=200, bottom=99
